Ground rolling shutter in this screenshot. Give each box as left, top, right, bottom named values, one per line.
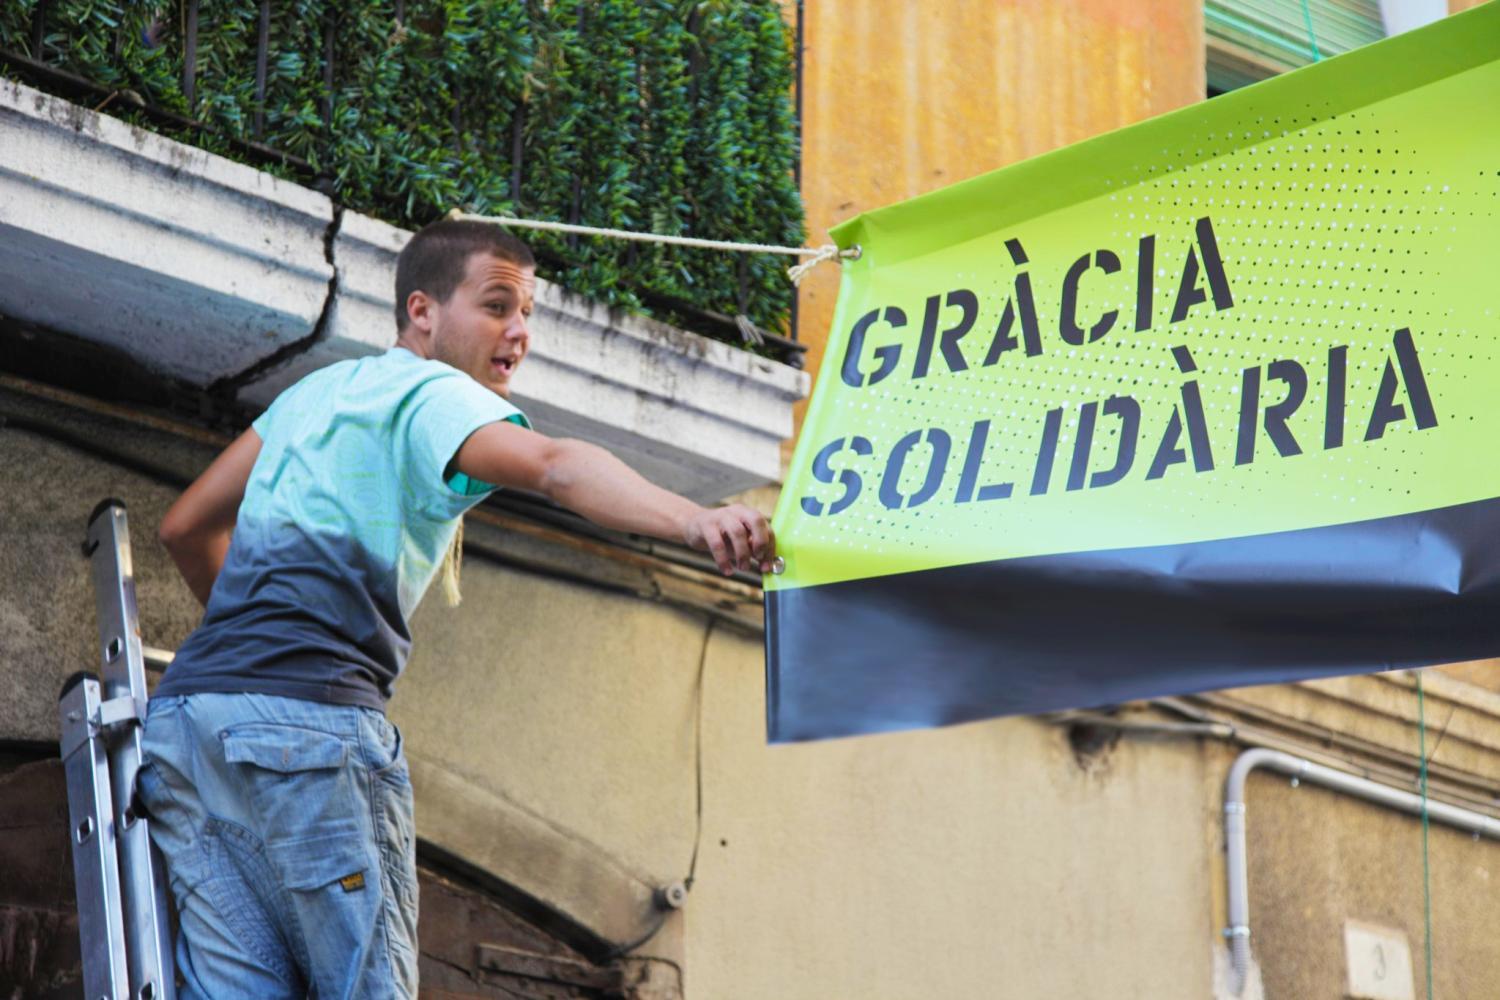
left=1206, top=1, right=1386, bottom=91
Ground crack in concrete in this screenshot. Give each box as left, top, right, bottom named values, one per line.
left=207, top=202, right=345, bottom=399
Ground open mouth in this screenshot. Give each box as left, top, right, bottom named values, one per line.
left=492, top=356, right=517, bottom=376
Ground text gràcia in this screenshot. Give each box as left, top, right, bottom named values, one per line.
left=800, top=215, right=1437, bottom=517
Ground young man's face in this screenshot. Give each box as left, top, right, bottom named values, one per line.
left=426, top=251, right=536, bottom=398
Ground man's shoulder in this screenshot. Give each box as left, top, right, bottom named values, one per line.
left=368, top=347, right=477, bottom=391
left=269, top=349, right=524, bottom=433
left=285, top=349, right=455, bottom=400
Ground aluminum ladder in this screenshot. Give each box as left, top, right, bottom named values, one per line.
left=59, top=499, right=176, bottom=1000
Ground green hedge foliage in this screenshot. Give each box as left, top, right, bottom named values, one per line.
left=0, top=0, right=805, bottom=341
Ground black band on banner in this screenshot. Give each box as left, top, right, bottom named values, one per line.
left=765, top=494, right=1500, bottom=742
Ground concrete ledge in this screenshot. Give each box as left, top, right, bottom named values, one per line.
left=408, top=752, right=663, bottom=950
left=241, top=208, right=809, bottom=500
left=0, top=78, right=332, bottom=386
left=0, top=78, right=808, bottom=500
left=235, top=208, right=404, bottom=409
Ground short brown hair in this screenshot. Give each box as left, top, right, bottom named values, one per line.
left=394, top=219, right=535, bottom=330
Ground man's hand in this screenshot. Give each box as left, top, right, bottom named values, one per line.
left=681, top=503, right=776, bottom=577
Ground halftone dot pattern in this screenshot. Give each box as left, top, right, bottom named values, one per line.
left=776, top=51, right=1500, bottom=591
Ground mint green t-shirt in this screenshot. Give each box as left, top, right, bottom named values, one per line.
left=156, top=347, right=528, bottom=708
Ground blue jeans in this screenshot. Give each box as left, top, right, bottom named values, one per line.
left=137, top=692, right=419, bottom=999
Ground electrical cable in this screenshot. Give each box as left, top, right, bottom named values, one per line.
left=1417, top=672, right=1434, bottom=1000
left=684, top=618, right=714, bottom=892
left=627, top=954, right=687, bottom=994
left=603, top=617, right=715, bottom=964
left=1424, top=700, right=1459, bottom=766
left=1299, top=0, right=1323, bottom=62
left=604, top=911, right=668, bottom=963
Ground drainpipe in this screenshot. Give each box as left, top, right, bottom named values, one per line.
left=1223, top=748, right=1500, bottom=995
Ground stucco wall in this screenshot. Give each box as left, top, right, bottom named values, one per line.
left=685, top=641, right=1215, bottom=999
left=0, top=392, right=206, bottom=745
left=1, top=385, right=1218, bottom=998
left=399, top=558, right=1218, bottom=998
left=7, top=383, right=1500, bottom=999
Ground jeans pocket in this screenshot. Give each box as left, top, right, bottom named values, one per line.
left=371, top=757, right=416, bottom=906
left=358, top=711, right=403, bottom=773
left=133, top=759, right=161, bottom=819
left=261, top=831, right=385, bottom=994
left=370, top=760, right=418, bottom=992
left=266, top=833, right=373, bottom=893
left=221, top=723, right=363, bottom=845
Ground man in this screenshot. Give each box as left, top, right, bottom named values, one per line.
left=137, top=220, right=775, bottom=998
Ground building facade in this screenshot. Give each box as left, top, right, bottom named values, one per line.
left=3, top=2, right=1499, bottom=998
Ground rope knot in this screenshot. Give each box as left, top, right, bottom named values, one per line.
left=787, top=243, right=860, bottom=286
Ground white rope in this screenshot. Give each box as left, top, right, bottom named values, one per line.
left=447, top=210, right=859, bottom=285
left=786, top=243, right=847, bottom=285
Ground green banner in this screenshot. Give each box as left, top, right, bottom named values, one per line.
left=766, top=2, right=1500, bottom=741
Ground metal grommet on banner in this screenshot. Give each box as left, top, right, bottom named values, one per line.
left=770, top=556, right=786, bottom=575
left=787, top=243, right=861, bottom=285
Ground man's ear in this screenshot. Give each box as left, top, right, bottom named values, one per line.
left=405, top=289, right=437, bottom=333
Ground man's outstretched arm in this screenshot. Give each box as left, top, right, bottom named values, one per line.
left=159, top=428, right=262, bottom=605
left=454, top=422, right=775, bottom=576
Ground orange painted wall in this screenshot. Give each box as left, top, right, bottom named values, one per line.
left=793, top=0, right=1206, bottom=429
